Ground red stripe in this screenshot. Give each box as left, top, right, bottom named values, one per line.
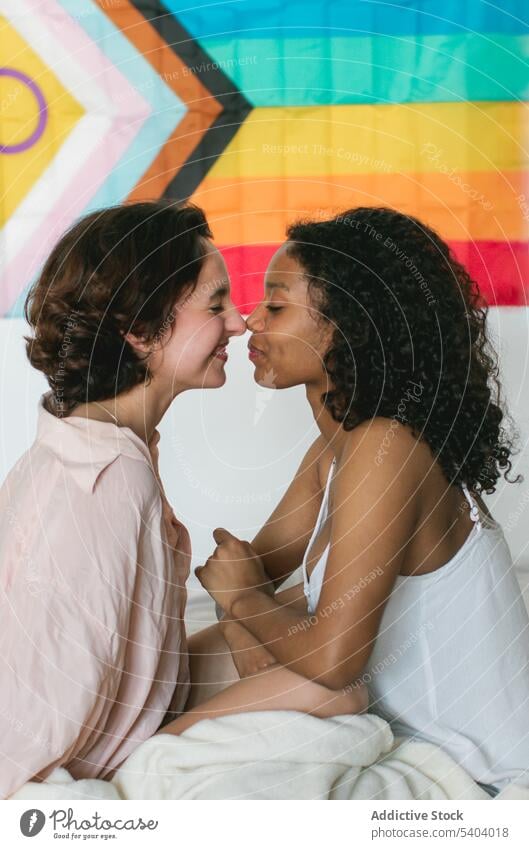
left=220, top=242, right=528, bottom=312
left=449, top=241, right=529, bottom=307
left=219, top=245, right=279, bottom=313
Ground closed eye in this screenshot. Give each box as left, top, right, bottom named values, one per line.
left=266, top=305, right=283, bottom=312
left=209, top=304, right=224, bottom=314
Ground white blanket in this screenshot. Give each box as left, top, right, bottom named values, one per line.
left=10, top=710, right=529, bottom=801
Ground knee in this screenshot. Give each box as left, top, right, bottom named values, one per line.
left=342, top=681, right=369, bottom=714
left=315, top=680, right=369, bottom=718
left=188, top=623, right=227, bottom=657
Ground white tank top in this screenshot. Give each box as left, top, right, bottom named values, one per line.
left=301, top=457, right=529, bottom=791
left=302, top=457, right=337, bottom=616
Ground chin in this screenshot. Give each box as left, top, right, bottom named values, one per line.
left=203, top=369, right=227, bottom=389
left=251, top=364, right=288, bottom=390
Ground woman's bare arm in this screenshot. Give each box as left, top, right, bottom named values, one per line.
left=219, top=582, right=309, bottom=677
left=229, top=421, right=421, bottom=689
left=195, top=434, right=331, bottom=680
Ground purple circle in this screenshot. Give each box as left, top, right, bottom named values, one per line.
left=0, top=67, right=48, bottom=154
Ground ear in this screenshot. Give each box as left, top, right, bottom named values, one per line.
left=123, top=331, right=152, bottom=353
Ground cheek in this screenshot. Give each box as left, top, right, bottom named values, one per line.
left=176, top=315, right=223, bottom=360
left=275, top=316, right=327, bottom=377
left=277, top=314, right=321, bottom=359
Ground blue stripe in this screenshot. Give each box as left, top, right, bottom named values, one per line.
left=199, top=33, right=529, bottom=106
left=166, top=0, right=529, bottom=38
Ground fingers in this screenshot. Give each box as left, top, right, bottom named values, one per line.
left=212, top=528, right=251, bottom=550
left=212, top=527, right=235, bottom=545
left=149, top=429, right=160, bottom=448
left=195, top=564, right=212, bottom=591
left=148, top=430, right=161, bottom=469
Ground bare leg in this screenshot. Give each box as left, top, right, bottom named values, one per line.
left=168, top=582, right=368, bottom=735
left=185, top=623, right=239, bottom=709
left=184, top=582, right=309, bottom=710
left=158, top=662, right=368, bottom=736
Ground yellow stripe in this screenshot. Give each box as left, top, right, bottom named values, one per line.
left=209, top=102, right=526, bottom=178
left=0, top=16, right=84, bottom=226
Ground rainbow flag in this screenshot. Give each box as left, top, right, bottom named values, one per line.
left=1, top=0, right=528, bottom=316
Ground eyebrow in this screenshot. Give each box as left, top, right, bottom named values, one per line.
left=208, top=284, right=229, bottom=301
left=265, top=281, right=290, bottom=291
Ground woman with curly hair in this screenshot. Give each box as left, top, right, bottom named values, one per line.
left=169, top=207, right=529, bottom=797
left=0, top=200, right=248, bottom=797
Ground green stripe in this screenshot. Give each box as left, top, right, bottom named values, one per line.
left=199, top=33, right=529, bottom=106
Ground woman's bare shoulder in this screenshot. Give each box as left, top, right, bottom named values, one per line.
left=340, top=417, right=430, bottom=468
left=334, top=417, right=427, bottom=504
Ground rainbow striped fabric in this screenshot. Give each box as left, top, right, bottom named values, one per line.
left=1, top=0, right=528, bottom=316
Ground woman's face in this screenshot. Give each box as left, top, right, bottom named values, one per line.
left=245, top=243, right=333, bottom=389
left=148, top=241, right=246, bottom=391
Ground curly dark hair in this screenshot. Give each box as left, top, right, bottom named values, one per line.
left=24, top=200, right=212, bottom=417
left=286, top=206, right=522, bottom=494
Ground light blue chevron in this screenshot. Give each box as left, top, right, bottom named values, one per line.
left=61, top=0, right=186, bottom=212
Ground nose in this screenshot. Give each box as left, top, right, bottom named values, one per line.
left=225, top=304, right=246, bottom=337
left=246, top=303, right=266, bottom=333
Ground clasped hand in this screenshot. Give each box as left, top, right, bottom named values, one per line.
left=195, top=528, right=273, bottom=616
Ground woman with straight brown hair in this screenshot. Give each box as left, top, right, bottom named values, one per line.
left=0, top=200, right=246, bottom=797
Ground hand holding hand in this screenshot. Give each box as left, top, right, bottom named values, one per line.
left=195, top=528, right=273, bottom=616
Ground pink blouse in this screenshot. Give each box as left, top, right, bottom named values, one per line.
left=0, top=392, right=191, bottom=798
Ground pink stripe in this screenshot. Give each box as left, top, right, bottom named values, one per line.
left=1, top=0, right=150, bottom=315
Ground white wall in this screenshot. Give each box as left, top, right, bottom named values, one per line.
left=2, top=309, right=528, bottom=621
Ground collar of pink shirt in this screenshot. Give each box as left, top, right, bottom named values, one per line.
left=36, top=391, right=154, bottom=494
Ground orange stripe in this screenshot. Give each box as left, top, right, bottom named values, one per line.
left=97, top=0, right=222, bottom=199
left=191, top=172, right=528, bottom=243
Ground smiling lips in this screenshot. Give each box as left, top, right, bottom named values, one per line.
left=211, top=341, right=265, bottom=362
left=248, top=340, right=264, bottom=361
left=212, top=344, right=228, bottom=361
